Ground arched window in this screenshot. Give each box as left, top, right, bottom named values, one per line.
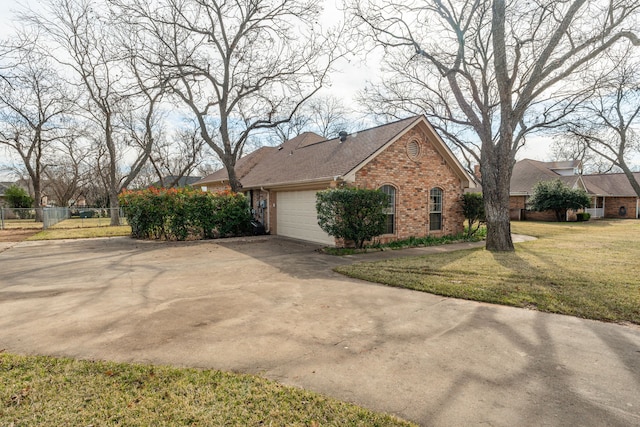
left=429, top=188, right=443, bottom=231
left=380, top=185, right=396, bottom=234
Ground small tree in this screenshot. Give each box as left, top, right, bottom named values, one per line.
left=4, top=185, right=34, bottom=219
left=462, top=193, right=485, bottom=238
left=316, top=187, right=389, bottom=249
left=528, top=180, right=591, bottom=222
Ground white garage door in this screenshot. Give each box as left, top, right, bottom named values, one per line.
left=277, top=190, right=335, bottom=245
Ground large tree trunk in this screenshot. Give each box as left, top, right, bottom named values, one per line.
left=108, top=189, right=120, bottom=226
left=481, top=141, right=515, bottom=252
left=222, top=153, right=242, bottom=193
left=33, top=181, right=43, bottom=223
left=619, top=162, right=640, bottom=199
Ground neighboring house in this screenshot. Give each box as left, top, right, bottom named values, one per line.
left=509, top=159, right=640, bottom=220
left=196, top=115, right=475, bottom=246
left=150, top=175, right=202, bottom=188
left=582, top=173, right=640, bottom=219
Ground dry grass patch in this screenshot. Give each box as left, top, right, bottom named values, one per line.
left=27, top=226, right=132, bottom=240
left=336, top=220, right=640, bottom=324
left=0, top=353, right=413, bottom=426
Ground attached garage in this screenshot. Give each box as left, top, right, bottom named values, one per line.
left=276, top=190, right=335, bottom=245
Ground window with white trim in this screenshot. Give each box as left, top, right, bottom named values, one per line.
left=380, top=185, right=396, bottom=234
left=429, top=187, right=443, bottom=231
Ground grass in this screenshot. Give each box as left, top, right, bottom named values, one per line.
left=0, top=353, right=414, bottom=427
left=50, top=217, right=129, bottom=229
left=336, top=220, right=640, bottom=324
left=0, top=219, right=43, bottom=229
left=323, top=228, right=487, bottom=255
left=27, top=226, right=132, bottom=240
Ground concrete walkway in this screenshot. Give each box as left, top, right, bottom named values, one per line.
left=0, top=236, right=638, bottom=426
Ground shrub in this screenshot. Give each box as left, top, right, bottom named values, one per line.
left=4, top=185, right=34, bottom=219
left=316, top=187, right=389, bottom=249
left=462, top=192, right=485, bottom=237
left=119, top=188, right=251, bottom=240
left=528, top=179, right=591, bottom=221
left=576, top=212, right=591, bottom=221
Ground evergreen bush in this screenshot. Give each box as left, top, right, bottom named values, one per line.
left=119, top=187, right=251, bottom=240
left=316, top=187, right=389, bottom=248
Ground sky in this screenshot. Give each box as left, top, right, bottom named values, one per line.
left=0, top=0, right=557, bottom=180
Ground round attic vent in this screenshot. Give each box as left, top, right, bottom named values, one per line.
left=406, top=139, right=421, bottom=160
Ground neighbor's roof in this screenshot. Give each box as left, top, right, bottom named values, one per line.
left=582, top=172, right=640, bottom=197
left=150, top=175, right=202, bottom=188
left=546, top=160, right=581, bottom=170
left=510, top=159, right=582, bottom=195
left=197, top=115, right=472, bottom=189
left=0, top=182, right=16, bottom=197
left=511, top=159, right=640, bottom=197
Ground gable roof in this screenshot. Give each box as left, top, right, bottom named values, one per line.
left=196, top=115, right=473, bottom=189
left=0, top=182, right=10, bottom=195
left=510, top=159, right=582, bottom=195
left=511, top=159, right=640, bottom=197
left=150, top=175, right=202, bottom=188
left=582, top=172, right=640, bottom=197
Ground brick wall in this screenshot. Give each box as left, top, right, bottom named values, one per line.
left=354, top=127, right=465, bottom=242
left=509, top=196, right=526, bottom=220
left=247, top=189, right=270, bottom=230
left=605, top=197, right=638, bottom=219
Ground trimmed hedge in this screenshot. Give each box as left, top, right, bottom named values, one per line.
left=119, top=187, right=252, bottom=240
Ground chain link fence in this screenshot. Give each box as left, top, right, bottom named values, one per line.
left=0, top=207, right=128, bottom=230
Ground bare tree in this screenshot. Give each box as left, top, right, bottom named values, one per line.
left=26, top=0, right=163, bottom=225
left=112, top=0, right=344, bottom=192
left=351, top=0, right=640, bottom=251
left=548, top=135, right=614, bottom=175
left=564, top=51, right=640, bottom=197
left=272, top=95, right=358, bottom=143
left=0, top=35, right=74, bottom=221
left=147, top=125, right=209, bottom=188
left=42, top=134, right=93, bottom=206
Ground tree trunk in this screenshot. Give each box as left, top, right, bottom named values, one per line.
left=619, top=162, right=640, bottom=199
left=33, top=181, right=43, bottom=223
left=109, top=189, right=120, bottom=226
left=481, top=142, right=515, bottom=252
left=222, top=153, right=242, bottom=193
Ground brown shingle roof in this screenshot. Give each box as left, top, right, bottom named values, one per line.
left=510, top=159, right=581, bottom=194
left=197, top=116, right=429, bottom=188
left=241, top=116, right=423, bottom=188
left=511, top=159, right=640, bottom=197
left=196, top=145, right=277, bottom=185
left=582, top=172, right=640, bottom=197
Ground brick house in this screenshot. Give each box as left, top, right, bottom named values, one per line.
left=509, top=159, right=640, bottom=221
left=195, top=115, right=475, bottom=246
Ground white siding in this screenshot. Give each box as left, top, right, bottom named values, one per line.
left=276, top=190, right=335, bottom=245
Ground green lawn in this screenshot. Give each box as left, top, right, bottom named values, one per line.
left=0, top=353, right=413, bottom=426
left=336, top=220, right=640, bottom=324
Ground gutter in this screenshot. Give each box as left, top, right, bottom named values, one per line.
left=242, top=175, right=346, bottom=191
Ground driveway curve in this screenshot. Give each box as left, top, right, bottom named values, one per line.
left=0, top=236, right=639, bottom=426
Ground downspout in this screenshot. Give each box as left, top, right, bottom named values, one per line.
left=261, top=187, right=270, bottom=233
left=636, top=198, right=639, bottom=219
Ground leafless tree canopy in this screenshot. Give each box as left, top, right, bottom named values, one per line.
left=272, top=95, right=358, bottom=143
left=0, top=35, right=75, bottom=220
left=110, top=0, right=345, bottom=191
left=562, top=49, right=640, bottom=196
left=351, top=0, right=640, bottom=251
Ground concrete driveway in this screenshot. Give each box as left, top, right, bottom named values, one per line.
left=0, top=236, right=639, bottom=426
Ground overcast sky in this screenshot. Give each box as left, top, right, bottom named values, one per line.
left=0, top=0, right=553, bottom=181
